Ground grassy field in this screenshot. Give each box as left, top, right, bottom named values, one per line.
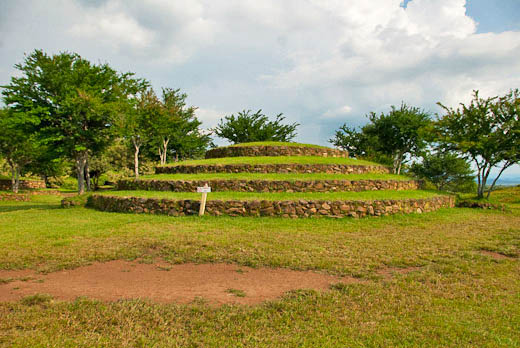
left=159, top=156, right=381, bottom=167
left=0, top=188, right=519, bottom=347
left=97, top=189, right=442, bottom=201
left=141, top=172, right=409, bottom=182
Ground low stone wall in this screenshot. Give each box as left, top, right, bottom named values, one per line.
left=88, top=194, right=455, bottom=218
left=0, top=179, right=46, bottom=190
left=117, top=179, right=421, bottom=193
left=205, top=145, right=348, bottom=159
left=156, top=163, right=391, bottom=175
left=0, top=193, right=30, bottom=201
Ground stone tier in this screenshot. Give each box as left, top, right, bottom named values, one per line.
left=205, top=145, right=348, bottom=159
left=0, top=192, right=30, bottom=201
left=88, top=194, right=454, bottom=219
left=156, top=163, right=390, bottom=175
left=0, top=179, right=46, bottom=190
left=117, top=179, right=421, bottom=193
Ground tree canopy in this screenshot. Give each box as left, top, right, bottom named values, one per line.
left=213, top=110, right=299, bottom=144
left=1, top=50, right=147, bottom=193
left=411, top=151, right=475, bottom=192
left=330, top=103, right=431, bottom=174
left=436, top=90, right=520, bottom=198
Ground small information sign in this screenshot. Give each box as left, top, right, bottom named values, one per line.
left=197, top=184, right=211, bottom=216
left=197, top=186, right=211, bottom=193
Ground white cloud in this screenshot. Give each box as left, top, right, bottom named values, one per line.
left=322, top=105, right=353, bottom=119
left=195, top=107, right=225, bottom=129
left=1, top=0, right=519, bottom=176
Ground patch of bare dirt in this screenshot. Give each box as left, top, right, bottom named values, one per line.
left=480, top=250, right=514, bottom=260
left=0, top=261, right=357, bottom=305
left=376, top=266, right=422, bottom=280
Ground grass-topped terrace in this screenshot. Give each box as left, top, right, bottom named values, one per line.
left=139, top=173, right=410, bottom=182
left=159, top=156, right=381, bottom=167
left=225, top=141, right=331, bottom=148
left=97, top=189, right=444, bottom=202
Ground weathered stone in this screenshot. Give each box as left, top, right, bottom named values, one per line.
left=117, top=178, right=421, bottom=193
left=205, top=145, right=348, bottom=159
left=88, top=195, right=455, bottom=219
left=0, top=179, right=46, bottom=190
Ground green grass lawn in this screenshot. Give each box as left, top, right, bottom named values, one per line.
left=140, top=172, right=409, bottom=182
left=160, top=155, right=382, bottom=167
left=225, top=141, right=331, bottom=148
left=0, top=191, right=518, bottom=347
left=97, top=189, right=442, bottom=201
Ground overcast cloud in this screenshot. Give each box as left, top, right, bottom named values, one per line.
left=1, top=0, right=519, bottom=178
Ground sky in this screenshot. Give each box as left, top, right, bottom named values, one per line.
left=0, top=0, right=519, bottom=180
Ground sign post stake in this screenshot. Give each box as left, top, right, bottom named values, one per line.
left=197, top=183, right=211, bottom=216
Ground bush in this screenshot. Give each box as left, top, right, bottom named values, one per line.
left=411, top=152, right=475, bottom=193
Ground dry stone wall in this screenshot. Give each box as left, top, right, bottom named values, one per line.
left=117, top=179, right=421, bottom=193
left=0, top=179, right=46, bottom=190
left=156, top=163, right=390, bottom=175
left=89, top=194, right=454, bottom=219
left=205, top=145, right=348, bottom=159
left=0, top=193, right=30, bottom=201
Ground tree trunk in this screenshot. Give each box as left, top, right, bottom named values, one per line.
left=158, top=138, right=170, bottom=165
left=393, top=152, right=402, bottom=175
left=479, top=165, right=492, bottom=199
left=85, top=155, right=91, bottom=192
left=486, top=163, right=511, bottom=198
left=76, top=152, right=87, bottom=194
left=134, top=145, right=140, bottom=179
left=11, top=165, right=20, bottom=194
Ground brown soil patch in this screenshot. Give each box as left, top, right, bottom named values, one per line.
left=480, top=250, right=513, bottom=260
left=0, top=261, right=355, bottom=305
left=376, top=266, right=422, bottom=280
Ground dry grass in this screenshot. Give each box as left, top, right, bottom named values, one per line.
left=0, top=191, right=518, bottom=347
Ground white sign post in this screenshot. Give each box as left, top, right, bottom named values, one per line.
left=197, top=184, right=211, bottom=216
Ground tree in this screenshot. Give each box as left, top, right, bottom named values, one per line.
left=213, top=109, right=299, bottom=144
left=146, top=88, right=211, bottom=164
left=0, top=108, right=39, bottom=192
left=116, top=88, right=157, bottom=178
left=1, top=50, right=146, bottom=193
left=364, top=104, right=430, bottom=174
left=330, top=103, right=430, bottom=173
left=411, top=151, right=475, bottom=192
left=437, top=90, right=520, bottom=198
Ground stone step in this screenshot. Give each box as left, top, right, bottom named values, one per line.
left=117, top=178, right=421, bottom=193
left=88, top=194, right=455, bottom=219
left=156, top=163, right=391, bottom=175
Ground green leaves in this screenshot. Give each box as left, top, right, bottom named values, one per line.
left=213, top=110, right=299, bottom=144
left=1, top=49, right=148, bottom=192
left=330, top=103, right=431, bottom=173
left=436, top=89, right=520, bottom=198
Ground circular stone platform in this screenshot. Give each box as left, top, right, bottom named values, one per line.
left=88, top=194, right=454, bottom=218
left=205, top=144, right=348, bottom=159
left=117, top=178, right=421, bottom=193
left=156, top=163, right=391, bottom=175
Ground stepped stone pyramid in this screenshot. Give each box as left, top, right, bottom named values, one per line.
left=89, top=142, right=454, bottom=218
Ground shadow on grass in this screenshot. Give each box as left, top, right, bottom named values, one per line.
left=0, top=204, right=61, bottom=213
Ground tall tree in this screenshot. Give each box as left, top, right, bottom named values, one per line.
left=147, top=88, right=211, bottom=164
left=364, top=103, right=430, bottom=174
left=437, top=90, right=520, bottom=198
left=0, top=108, right=39, bottom=192
left=330, top=103, right=430, bottom=173
left=2, top=50, right=145, bottom=193
left=213, top=109, right=299, bottom=144
left=116, top=88, right=156, bottom=178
